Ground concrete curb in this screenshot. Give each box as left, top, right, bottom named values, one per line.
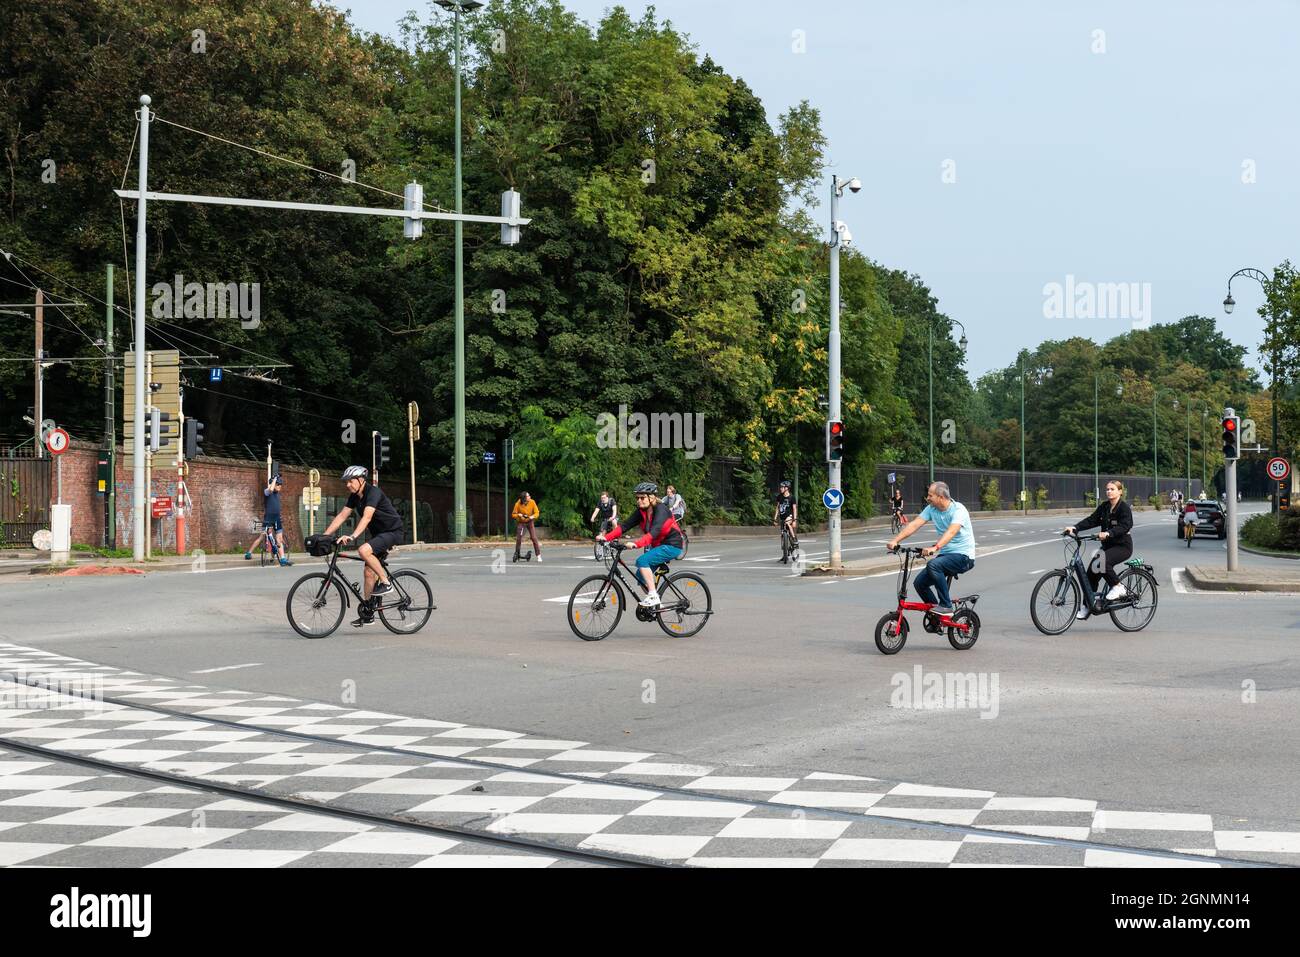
left=1182, top=565, right=1300, bottom=593
left=1238, top=543, right=1300, bottom=561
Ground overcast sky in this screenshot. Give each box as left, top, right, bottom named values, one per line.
left=337, top=0, right=1299, bottom=379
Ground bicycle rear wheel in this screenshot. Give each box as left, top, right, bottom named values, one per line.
left=1109, top=567, right=1158, bottom=632
left=286, top=572, right=348, bottom=638
left=657, top=572, right=712, bottom=637
left=568, top=575, right=624, bottom=641
left=260, top=534, right=272, bottom=567
left=379, top=569, right=434, bottom=634
left=1030, top=570, right=1079, bottom=635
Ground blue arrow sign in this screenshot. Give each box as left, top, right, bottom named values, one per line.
left=210, top=368, right=223, bottom=382
left=822, top=487, right=844, bottom=510
left=482, top=451, right=497, bottom=464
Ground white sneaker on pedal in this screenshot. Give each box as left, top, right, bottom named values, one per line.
left=1105, top=583, right=1128, bottom=601
left=639, top=592, right=661, bottom=608
left=1076, top=609, right=1090, bottom=620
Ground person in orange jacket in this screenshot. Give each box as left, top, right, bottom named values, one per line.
left=512, top=490, right=541, bottom=562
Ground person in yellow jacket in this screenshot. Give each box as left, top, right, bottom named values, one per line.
left=512, top=491, right=542, bottom=562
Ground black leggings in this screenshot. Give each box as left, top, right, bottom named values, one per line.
left=1088, top=541, right=1132, bottom=591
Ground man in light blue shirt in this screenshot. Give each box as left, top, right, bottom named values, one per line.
left=886, top=481, right=976, bottom=614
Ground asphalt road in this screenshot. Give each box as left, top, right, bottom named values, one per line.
left=4, top=503, right=1297, bottom=833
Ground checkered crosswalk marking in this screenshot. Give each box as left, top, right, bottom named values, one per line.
left=0, top=642, right=1295, bottom=868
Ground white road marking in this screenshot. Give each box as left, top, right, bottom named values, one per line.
left=1028, top=569, right=1045, bottom=575
left=192, top=663, right=263, bottom=674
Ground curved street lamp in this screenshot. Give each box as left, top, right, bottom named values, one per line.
left=1224, top=266, right=1277, bottom=511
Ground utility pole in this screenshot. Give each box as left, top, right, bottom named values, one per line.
left=131, top=95, right=151, bottom=562
left=827, top=173, right=860, bottom=569
left=34, top=288, right=44, bottom=458
left=105, top=264, right=116, bottom=548
left=408, top=401, right=420, bottom=543
left=145, top=351, right=153, bottom=559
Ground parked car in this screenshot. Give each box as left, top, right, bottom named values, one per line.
left=1177, top=500, right=1227, bottom=540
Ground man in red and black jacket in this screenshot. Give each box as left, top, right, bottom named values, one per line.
left=598, top=481, right=684, bottom=608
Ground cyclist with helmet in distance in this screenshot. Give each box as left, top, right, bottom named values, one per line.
left=322, top=466, right=405, bottom=625
left=596, top=482, right=684, bottom=608
left=773, top=480, right=799, bottom=561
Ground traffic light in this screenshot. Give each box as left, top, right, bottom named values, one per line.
left=501, top=189, right=522, bottom=245
left=1221, top=413, right=1240, bottom=461
left=144, top=408, right=172, bottom=452
left=184, top=419, right=205, bottom=459
left=826, top=420, right=845, bottom=462
left=373, top=432, right=391, bottom=469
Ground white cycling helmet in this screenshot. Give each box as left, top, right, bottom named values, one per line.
left=341, top=465, right=367, bottom=481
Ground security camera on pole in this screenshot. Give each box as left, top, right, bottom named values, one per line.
left=826, top=174, right=860, bottom=570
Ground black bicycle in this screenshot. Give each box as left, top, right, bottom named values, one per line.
left=1029, top=532, right=1158, bottom=635
left=567, top=541, right=712, bottom=640
left=777, top=518, right=800, bottom=565
left=890, top=507, right=904, bottom=535
left=286, top=534, right=435, bottom=638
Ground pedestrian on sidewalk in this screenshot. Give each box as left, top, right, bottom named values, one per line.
left=245, top=474, right=292, bottom=566
left=1064, top=479, right=1134, bottom=619
left=512, top=491, right=542, bottom=562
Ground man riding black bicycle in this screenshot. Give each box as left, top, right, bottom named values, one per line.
left=773, top=480, right=799, bottom=562
left=321, top=465, right=405, bottom=627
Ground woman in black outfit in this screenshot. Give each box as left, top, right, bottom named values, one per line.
left=1064, top=480, right=1135, bottom=618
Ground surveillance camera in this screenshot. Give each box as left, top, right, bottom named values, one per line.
left=847, top=177, right=862, bottom=193
left=834, top=220, right=853, bottom=246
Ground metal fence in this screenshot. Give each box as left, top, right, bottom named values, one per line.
left=874, top=463, right=1202, bottom=513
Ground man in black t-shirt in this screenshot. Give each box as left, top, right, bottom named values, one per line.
left=323, top=466, right=405, bottom=623
left=589, top=491, right=617, bottom=534
left=772, top=480, right=799, bottom=562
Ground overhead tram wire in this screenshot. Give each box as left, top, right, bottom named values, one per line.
left=149, top=115, right=453, bottom=214
left=184, top=382, right=352, bottom=424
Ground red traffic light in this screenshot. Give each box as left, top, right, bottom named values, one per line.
left=829, top=421, right=844, bottom=435
left=1223, top=418, right=1236, bottom=431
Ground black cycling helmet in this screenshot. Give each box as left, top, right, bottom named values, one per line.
left=633, top=482, right=658, bottom=495
left=779, top=480, right=791, bottom=489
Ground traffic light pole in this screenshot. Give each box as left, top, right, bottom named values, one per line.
left=827, top=176, right=843, bottom=570
left=1226, top=459, right=1238, bottom=571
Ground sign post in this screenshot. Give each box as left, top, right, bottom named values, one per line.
left=483, top=451, right=497, bottom=535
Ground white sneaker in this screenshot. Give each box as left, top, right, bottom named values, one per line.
left=1076, top=609, right=1089, bottom=620
left=1105, top=583, right=1128, bottom=601
left=638, top=592, right=661, bottom=608
left=536, top=555, right=542, bottom=563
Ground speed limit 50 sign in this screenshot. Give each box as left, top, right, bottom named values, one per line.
left=1266, top=457, right=1290, bottom=482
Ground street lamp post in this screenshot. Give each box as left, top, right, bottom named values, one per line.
left=827, top=173, right=859, bottom=569
left=1020, top=357, right=1050, bottom=511
left=1224, top=267, right=1275, bottom=512
left=1094, top=371, right=1124, bottom=501
left=928, top=317, right=967, bottom=484
left=436, top=0, right=484, bottom=542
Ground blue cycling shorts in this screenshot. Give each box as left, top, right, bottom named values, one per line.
left=636, top=544, right=683, bottom=569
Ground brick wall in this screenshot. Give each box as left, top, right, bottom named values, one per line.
left=55, top=441, right=505, bottom=553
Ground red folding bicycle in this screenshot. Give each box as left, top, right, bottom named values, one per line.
left=874, top=546, right=980, bottom=655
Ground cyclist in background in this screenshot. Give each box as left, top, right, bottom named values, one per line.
left=245, top=474, right=292, bottom=566
left=1182, top=499, right=1200, bottom=542
left=890, top=487, right=906, bottom=523
left=663, top=485, right=686, bottom=524
left=773, top=480, right=798, bottom=559
left=1169, top=487, right=1183, bottom=514
left=589, top=491, right=617, bottom=558
left=597, top=482, right=684, bottom=608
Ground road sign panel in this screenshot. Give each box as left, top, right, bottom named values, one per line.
left=1267, top=457, right=1290, bottom=482
left=887, top=472, right=896, bottom=485
left=822, top=488, right=844, bottom=510
left=210, top=367, right=223, bottom=382
left=483, top=451, right=497, bottom=464
left=151, top=495, right=173, bottom=518
left=45, top=428, right=70, bottom=455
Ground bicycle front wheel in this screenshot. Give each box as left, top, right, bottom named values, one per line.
left=568, top=575, right=624, bottom=641
left=379, top=569, right=435, bottom=635
left=658, top=572, right=712, bottom=637
left=1030, top=570, right=1079, bottom=635
left=1109, top=567, right=1158, bottom=632
left=286, top=572, right=348, bottom=638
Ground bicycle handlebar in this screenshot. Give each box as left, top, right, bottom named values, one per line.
left=1061, top=531, right=1101, bottom=541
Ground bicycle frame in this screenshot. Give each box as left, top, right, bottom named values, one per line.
left=592, top=544, right=686, bottom=614
left=889, top=548, right=975, bottom=633
left=314, top=544, right=405, bottom=610
left=1055, top=535, right=1139, bottom=612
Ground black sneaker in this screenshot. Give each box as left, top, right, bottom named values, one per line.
left=351, top=611, right=376, bottom=627
left=372, top=581, right=394, bottom=597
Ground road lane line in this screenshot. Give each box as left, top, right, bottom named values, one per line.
left=192, top=663, right=263, bottom=674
